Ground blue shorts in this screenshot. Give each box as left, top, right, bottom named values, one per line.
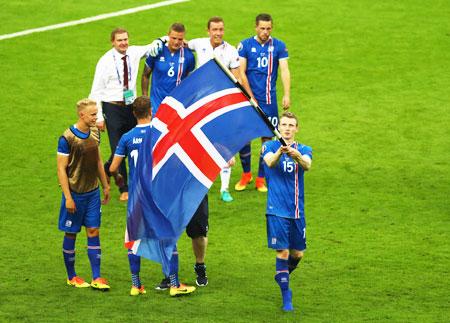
left=58, top=188, right=101, bottom=233
left=266, top=214, right=306, bottom=251
left=259, top=101, right=279, bottom=128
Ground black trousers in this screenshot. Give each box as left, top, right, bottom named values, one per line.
left=102, top=102, right=136, bottom=193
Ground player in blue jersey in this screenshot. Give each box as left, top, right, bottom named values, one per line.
left=57, top=98, right=111, bottom=290
left=236, top=13, right=291, bottom=193
left=141, top=23, right=195, bottom=115
left=109, top=96, right=195, bottom=297
left=262, top=112, right=312, bottom=311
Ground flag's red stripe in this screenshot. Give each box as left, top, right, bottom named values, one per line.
left=179, top=132, right=220, bottom=181
left=153, top=92, right=247, bottom=169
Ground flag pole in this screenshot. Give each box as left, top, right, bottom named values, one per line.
left=213, top=57, right=287, bottom=146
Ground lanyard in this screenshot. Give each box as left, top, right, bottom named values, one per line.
left=112, top=53, right=131, bottom=86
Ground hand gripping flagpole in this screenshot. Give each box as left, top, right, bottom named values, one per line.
left=213, top=57, right=287, bottom=146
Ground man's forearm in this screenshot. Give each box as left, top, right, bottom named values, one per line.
left=264, top=149, right=283, bottom=168
left=97, top=158, right=109, bottom=189
left=141, top=74, right=150, bottom=96
left=293, top=153, right=311, bottom=171
left=57, top=168, right=72, bottom=200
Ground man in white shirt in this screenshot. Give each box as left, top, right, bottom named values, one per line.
left=186, top=17, right=242, bottom=288
left=187, top=16, right=239, bottom=204
left=89, top=28, right=153, bottom=201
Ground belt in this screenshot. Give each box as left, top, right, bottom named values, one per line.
left=108, top=101, right=128, bottom=107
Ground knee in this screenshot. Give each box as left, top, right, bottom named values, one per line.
left=86, top=228, right=99, bottom=237
left=276, top=249, right=290, bottom=259
left=65, top=233, right=77, bottom=239
left=291, top=250, right=304, bottom=259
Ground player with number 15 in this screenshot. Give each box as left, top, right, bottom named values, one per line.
left=262, top=112, right=312, bottom=311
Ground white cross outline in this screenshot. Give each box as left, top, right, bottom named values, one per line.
left=151, top=88, right=249, bottom=187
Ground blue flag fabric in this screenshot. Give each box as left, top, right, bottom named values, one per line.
left=127, top=60, right=273, bottom=275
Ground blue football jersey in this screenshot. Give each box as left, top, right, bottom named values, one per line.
left=238, top=36, right=288, bottom=104
left=114, top=124, right=151, bottom=183
left=262, top=140, right=312, bottom=219
left=145, top=46, right=195, bottom=114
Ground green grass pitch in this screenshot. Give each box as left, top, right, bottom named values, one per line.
left=0, top=0, right=449, bottom=322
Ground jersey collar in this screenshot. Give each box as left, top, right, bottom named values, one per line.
left=253, top=35, right=273, bottom=46
left=136, top=122, right=151, bottom=127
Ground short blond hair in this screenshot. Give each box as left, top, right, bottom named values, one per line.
left=76, top=98, right=97, bottom=112
left=280, top=111, right=298, bottom=126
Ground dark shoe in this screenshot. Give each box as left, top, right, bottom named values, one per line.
left=194, top=264, right=208, bottom=287
left=155, top=277, right=170, bottom=291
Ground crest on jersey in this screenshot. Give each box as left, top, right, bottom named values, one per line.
left=261, top=144, right=266, bottom=154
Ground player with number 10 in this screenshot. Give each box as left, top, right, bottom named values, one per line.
left=236, top=13, right=291, bottom=193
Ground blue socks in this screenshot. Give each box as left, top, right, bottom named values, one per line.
left=239, top=143, right=252, bottom=173
left=169, top=247, right=180, bottom=288
left=62, top=236, right=76, bottom=280
left=128, top=249, right=141, bottom=287
left=282, top=289, right=294, bottom=311
left=238, top=142, right=265, bottom=178
left=275, top=257, right=293, bottom=311
left=87, top=236, right=101, bottom=280
left=257, top=153, right=265, bottom=178
left=275, top=257, right=289, bottom=291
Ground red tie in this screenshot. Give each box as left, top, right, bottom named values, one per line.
left=122, top=55, right=129, bottom=90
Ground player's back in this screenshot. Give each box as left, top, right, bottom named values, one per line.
left=115, top=124, right=151, bottom=182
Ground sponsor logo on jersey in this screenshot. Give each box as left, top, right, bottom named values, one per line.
left=159, top=56, right=165, bottom=62
left=251, top=47, right=256, bottom=53
left=268, top=46, right=274, bottom=52
left=179, top=57, right=185, bottom=63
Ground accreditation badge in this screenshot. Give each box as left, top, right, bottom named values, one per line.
left=123, top=89, right=135, bottom=105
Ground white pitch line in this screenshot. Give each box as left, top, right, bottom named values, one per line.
left=0, top=0, right=190, bottom=41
